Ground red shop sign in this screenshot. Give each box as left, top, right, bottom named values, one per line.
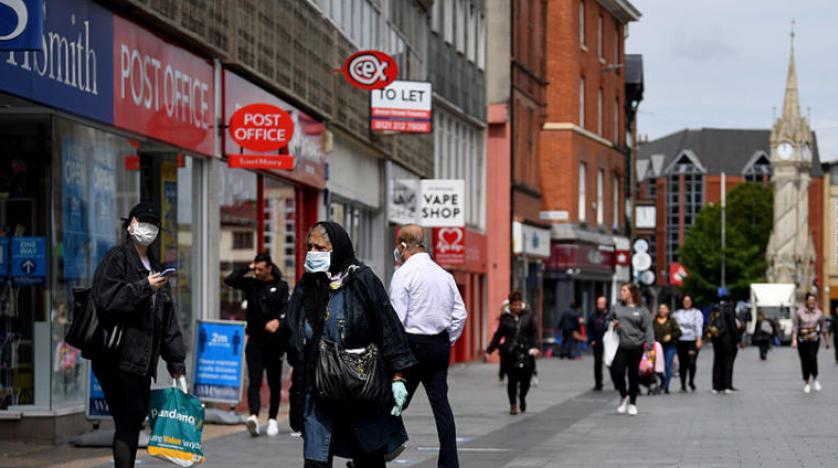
left=670, top=262, right=688, bottom=287
left=433, top=227, right=465, bottom=265
left=113, top=16, right=215, bottom=156
left=228, top=155, right=294, bottom=170
left=228, top=103, right=294, bottom=152
left=341, top=50, right=398, bottom=90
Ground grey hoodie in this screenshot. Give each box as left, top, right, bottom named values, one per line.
left=610, top=304, right=655, bottom=350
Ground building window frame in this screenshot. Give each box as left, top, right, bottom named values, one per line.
left=597, top=88, right=603, bottom=135
left=579, top=162, right=587, bottom=222
left=579, top=0, right=586, bottom=48
left=596, top=168, right=604, bottom=225
left=597, top=14, right=603, bottom=59
left=579, top=77, right=586, bottom=127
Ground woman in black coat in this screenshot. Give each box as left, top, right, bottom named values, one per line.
left=90, top=202, right=186, bottom=468
left=285, top=222, right=417, bottom=468
left=485, top=291, right=540, bottom=415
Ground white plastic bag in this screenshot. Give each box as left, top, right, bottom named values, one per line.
left=603, top=323, right=619, bottom=367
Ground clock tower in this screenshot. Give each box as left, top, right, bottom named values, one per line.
left=766, top=24, right=816, bottom=299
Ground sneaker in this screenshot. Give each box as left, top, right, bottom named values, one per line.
left=803, top=384, right=811, bottom=394
left=532, top=376, right=539, bottom=387
left=724, top=389, right=734, bottom=395
left=710, top=389, right=719, bottom=395
left=617, top=397, right=629, bottom=414
left=627, top=404, right=638, bottom=416
left=246, top=415, right=260, bottom=437
left=266, top=419, right=279, bottom=437
left=814, top=380, right=822, bottom=392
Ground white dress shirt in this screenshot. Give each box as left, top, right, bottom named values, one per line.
left=389, top=252, right=468, bottom=343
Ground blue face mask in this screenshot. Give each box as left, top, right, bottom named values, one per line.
left=304, top=251, right=331, bottom=274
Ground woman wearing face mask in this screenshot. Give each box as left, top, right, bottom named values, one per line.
left=89, top=202, right=186, bottom=468
left=285, top=222, right=417, bottom=468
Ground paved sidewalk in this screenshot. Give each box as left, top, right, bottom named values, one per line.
left=4, top=344, right=838, bottom=467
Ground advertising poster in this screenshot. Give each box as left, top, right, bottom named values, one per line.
left=160, top=161, right=178, bottom=267
left=11, top=237, right=46, bottom=285
left=0, top=237, right=8, bottom=283
left=86, top=366, right=111, bottom=419
left=90, top=147, right=118, bottom=266
left=61, top=137, right=89, bottom=280
left=192, top=320, right=246, bottom=404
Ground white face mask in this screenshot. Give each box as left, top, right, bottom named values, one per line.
left=304, top=251, right=331, bottom=274
left=128, top=221, right=159, bottom=246
left=393, top=242, right=406, bottom=264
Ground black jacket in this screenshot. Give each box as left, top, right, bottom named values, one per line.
left=486, top=308, right=539, bottom=367
left=91, top=241, right=186, bottom=378
left=224, top=266, right=289, bottom=341
left=707, top=302, right=740, bottom=350
left=285, top=264, right=417, bottom=431
left=587, top=309, right=610, bottom=345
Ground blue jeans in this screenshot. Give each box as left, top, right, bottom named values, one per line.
left=662, top=344, right=678, bottom=390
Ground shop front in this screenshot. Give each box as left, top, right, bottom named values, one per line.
left=512, top=221, right=551, bottom=337
left=432, top=228, right=488, bottom=363
left=543, top=242, right=616, bottom=342
left=0, top=0, right=213, bottom=441
left=218, top=70, right=326, bottom=322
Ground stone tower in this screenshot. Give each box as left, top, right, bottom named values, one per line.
left=766, top=25, right=817, bottom=299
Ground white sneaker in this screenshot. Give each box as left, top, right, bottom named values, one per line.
left=814, top=380, right=822, bottom=392
left=266, top=418, right=279, bottom=437
left=246, top=415, right=261, bottom=437
left=724, top=389, right=734, bottom=395
left=803, top=384, right=811, bottom=394
left=710, top=389, right=719, bottom=395
left=627, top=404, right=638, bottom=416
left=617, top=397, right=629, bottom=414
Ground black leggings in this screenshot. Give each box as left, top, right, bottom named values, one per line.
left=506, top=365, right=534, bottom=407
left=609, top=347, right=644, bottom=404
left=92, top=360, right=151, bottom=468
left=677, top=340, right=698, bottom=388
left=797, top=340, right=820, bottom=382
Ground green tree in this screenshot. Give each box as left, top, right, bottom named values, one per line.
left=678, top=182, right=773, bottom=305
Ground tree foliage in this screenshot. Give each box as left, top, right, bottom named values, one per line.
left=679, top=182, right=773, bottom=305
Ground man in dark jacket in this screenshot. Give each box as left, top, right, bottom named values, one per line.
left=559, top=304, right=582, bottom=359
left=587, top=296, right=610, bottom=391
left=224, top=253, right=289, bottom=437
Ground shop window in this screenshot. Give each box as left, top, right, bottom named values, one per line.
left=219, top=167, right=258, bottom=322
left=232, top=231, right=254, bottom=250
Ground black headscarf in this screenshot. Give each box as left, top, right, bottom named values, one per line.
left=299, top=221, right=359, bottom=326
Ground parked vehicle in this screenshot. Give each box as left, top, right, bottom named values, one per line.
left=748, top=283, right=795, bottom=343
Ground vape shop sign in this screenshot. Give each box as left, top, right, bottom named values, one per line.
left=419, top=179, right=464, bottom=227
left=371, top=80, right=432, bottom=133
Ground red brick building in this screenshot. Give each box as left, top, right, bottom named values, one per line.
left=539, top=0, right=641, bottom=333
left=635, top=128, right=825, bottom=297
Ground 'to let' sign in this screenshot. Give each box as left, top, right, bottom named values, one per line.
left=228, top=103, right=294, bottom=152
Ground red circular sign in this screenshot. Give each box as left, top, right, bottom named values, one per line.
left=228, top=103, right=294, bottom=152
left=341, top=50, right=399, bottom=90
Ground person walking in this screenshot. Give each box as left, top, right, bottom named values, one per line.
left=609, top=283, right=654, bottom=416
left=753, top=309, right=775, bottom=361
left=558, top=304, right=582, bottom=359
left=89, top=203, right=186, bottom=468
left=587, top=296, right=610, bottom=391
left=707, top=300, right=740, bottom=394
left=792, top=293, right=829, bottom=393
left=390, top=224, right=467, bottom=468
left=285, top=222, right=417, bottom=467
left=831, top=306, right=838, bottom=363
left=485, top=291, right=540, bottom=415
left=672, top=295, right=703, bottom=392
left=224, top=252, right=289, bottom=437
left=653, top=304, right=681, bottom=394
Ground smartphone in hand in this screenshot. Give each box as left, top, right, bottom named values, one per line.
left=158, top=267, right=177, bottom=277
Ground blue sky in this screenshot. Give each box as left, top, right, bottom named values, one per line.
left=626, top=0, right=838, bottom=161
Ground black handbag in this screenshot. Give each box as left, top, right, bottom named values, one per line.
left=313, top=337, right=387, bottom=403
left=65, top=287, right=123, bottom=353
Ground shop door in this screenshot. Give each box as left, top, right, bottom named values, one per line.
left=0, top=116, right=50, bottom=409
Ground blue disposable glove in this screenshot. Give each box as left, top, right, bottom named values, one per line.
left=390, top=381, right=408, bottom=416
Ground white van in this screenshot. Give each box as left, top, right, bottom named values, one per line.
left=748, top=283, right=796, bottom=343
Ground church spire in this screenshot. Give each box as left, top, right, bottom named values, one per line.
left=782, top=20, right=801, bottom=122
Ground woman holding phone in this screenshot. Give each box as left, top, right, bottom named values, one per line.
left=89, top=202, right=187, bottom=468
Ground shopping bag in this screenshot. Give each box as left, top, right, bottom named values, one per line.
left=603, top=323, right=619, bottom=367
left=147, top=377, right=205, bottom=466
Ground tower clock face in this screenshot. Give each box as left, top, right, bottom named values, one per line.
left=777, top=142, right=793, bottom=160
left=802, top=144, right=811, bottom=161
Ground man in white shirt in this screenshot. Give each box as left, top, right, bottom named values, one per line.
left=389, top=224, right=466, bottom=468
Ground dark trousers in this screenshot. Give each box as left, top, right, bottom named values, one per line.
left=711, top=344, right=735, bottom=391
left=797, top=340, right=820, bottom=382
left=833, top=333, right=838, bottom=362
left=246, top=336, right=284, bottom=419
left=609, top=347, right=643, bottom=404
left=302, top=429, right=386, bottom=468
left=559, top=331, right=575, bottom=358
left=506, top=364, right=534, bottom=407
left=404, top=333, right=459, bottom=468
left=676, top=340, right=698, bottom=389
left=757, top=339, right=770, bottom=360
left=92, top=360, right=151, bottom=468
left=592, top=343, right=604, bottom=389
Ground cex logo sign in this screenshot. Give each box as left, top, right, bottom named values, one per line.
left=341, top=50, right=398, bottom=90
left=0, top=0, right=42, bottom=50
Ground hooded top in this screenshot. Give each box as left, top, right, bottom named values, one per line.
left=300, top=221, right=359, bottom=325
